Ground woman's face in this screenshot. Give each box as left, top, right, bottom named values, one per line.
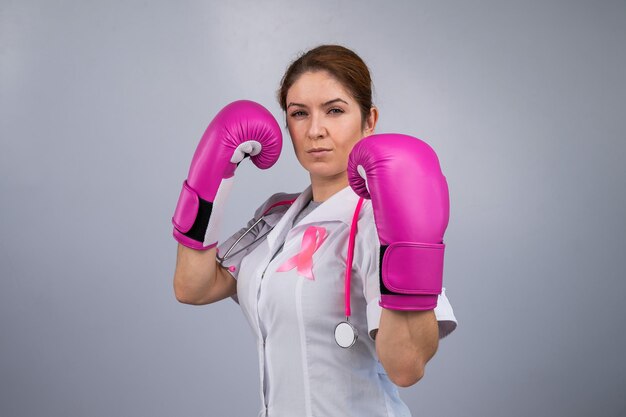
left=285, top=70, right=377, bottom=182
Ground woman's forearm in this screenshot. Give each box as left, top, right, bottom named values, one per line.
left=173, top=244, right=219, bottom=305
left=375, top=308, right=439, bottom=387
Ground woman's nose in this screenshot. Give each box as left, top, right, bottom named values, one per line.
left=307, top=113, right=327, bottom=139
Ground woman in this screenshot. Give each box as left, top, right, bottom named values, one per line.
left=172, top=45, right=457, bottom=417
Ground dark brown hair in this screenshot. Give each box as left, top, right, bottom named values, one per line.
left=277, top=45, right=373, bottom=123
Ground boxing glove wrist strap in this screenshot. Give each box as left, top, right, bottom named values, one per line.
left=380, top=241, right=445, bottom=294
left=172, top=177, right=234, bottom=250
left=378, top=241, right=445, bottom=310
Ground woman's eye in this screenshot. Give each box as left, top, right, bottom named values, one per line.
left=290, top=110, right=307, bottom=118
left=328, top=108, right=344, bottom=115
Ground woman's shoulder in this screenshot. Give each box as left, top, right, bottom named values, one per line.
left=356, top=199, right=375, bottom=228
left=253, top=190, right=301, bottom=218
left=354, top=199, right=378, bottom=247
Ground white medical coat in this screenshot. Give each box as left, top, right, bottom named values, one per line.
left=217, top=185, right=457, bottom=417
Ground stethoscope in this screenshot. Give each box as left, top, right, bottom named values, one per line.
left=216, top=197, right=365, bottom=349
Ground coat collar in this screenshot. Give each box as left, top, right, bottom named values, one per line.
left=265, top=185, right=361, bottom=250
left=297, top=185, right=361, bottom=227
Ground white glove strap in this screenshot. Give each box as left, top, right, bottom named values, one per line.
left=204, top=176, right=235, bottom=246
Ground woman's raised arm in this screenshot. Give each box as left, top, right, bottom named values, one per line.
left=173, top=244, right=236, bottom=305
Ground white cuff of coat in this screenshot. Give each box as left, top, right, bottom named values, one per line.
left=434, top=287, right=458, bottom=339
left=366, top=297, right=382, bottom=341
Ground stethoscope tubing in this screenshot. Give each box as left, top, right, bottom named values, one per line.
left=216, top=198, right=297, bottom=263
left=344, top=197, right=365, bottom=318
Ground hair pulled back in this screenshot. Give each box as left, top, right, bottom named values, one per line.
left=278, top=45, right=373, bottom=123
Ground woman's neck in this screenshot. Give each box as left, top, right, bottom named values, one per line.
left=310, top=172, right=349, bottom=203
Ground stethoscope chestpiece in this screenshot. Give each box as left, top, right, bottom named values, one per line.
left=334, top=319, right=358, bottom=349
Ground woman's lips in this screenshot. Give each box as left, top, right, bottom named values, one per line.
left=308, top=149, right=331, bottom=157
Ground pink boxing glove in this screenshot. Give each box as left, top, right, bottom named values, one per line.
left=172, top=100, right=282, bottom=250
left=348, top=134, right=449, bottom=310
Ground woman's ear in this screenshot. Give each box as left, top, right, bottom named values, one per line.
left=363, top=106, right=379, bottom=136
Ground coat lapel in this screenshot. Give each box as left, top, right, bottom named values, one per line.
left=265, top=185, right=361, bottom=252
left=265, top=186, right=313, bottom=251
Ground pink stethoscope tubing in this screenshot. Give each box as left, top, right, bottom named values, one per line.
left=344, top=197, right=365, bottom=318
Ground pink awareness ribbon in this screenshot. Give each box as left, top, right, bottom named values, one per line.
left=276, top=226, right=328, bottom=280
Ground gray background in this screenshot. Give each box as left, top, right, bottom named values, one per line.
left=1, top=0, right=625, bottom=416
